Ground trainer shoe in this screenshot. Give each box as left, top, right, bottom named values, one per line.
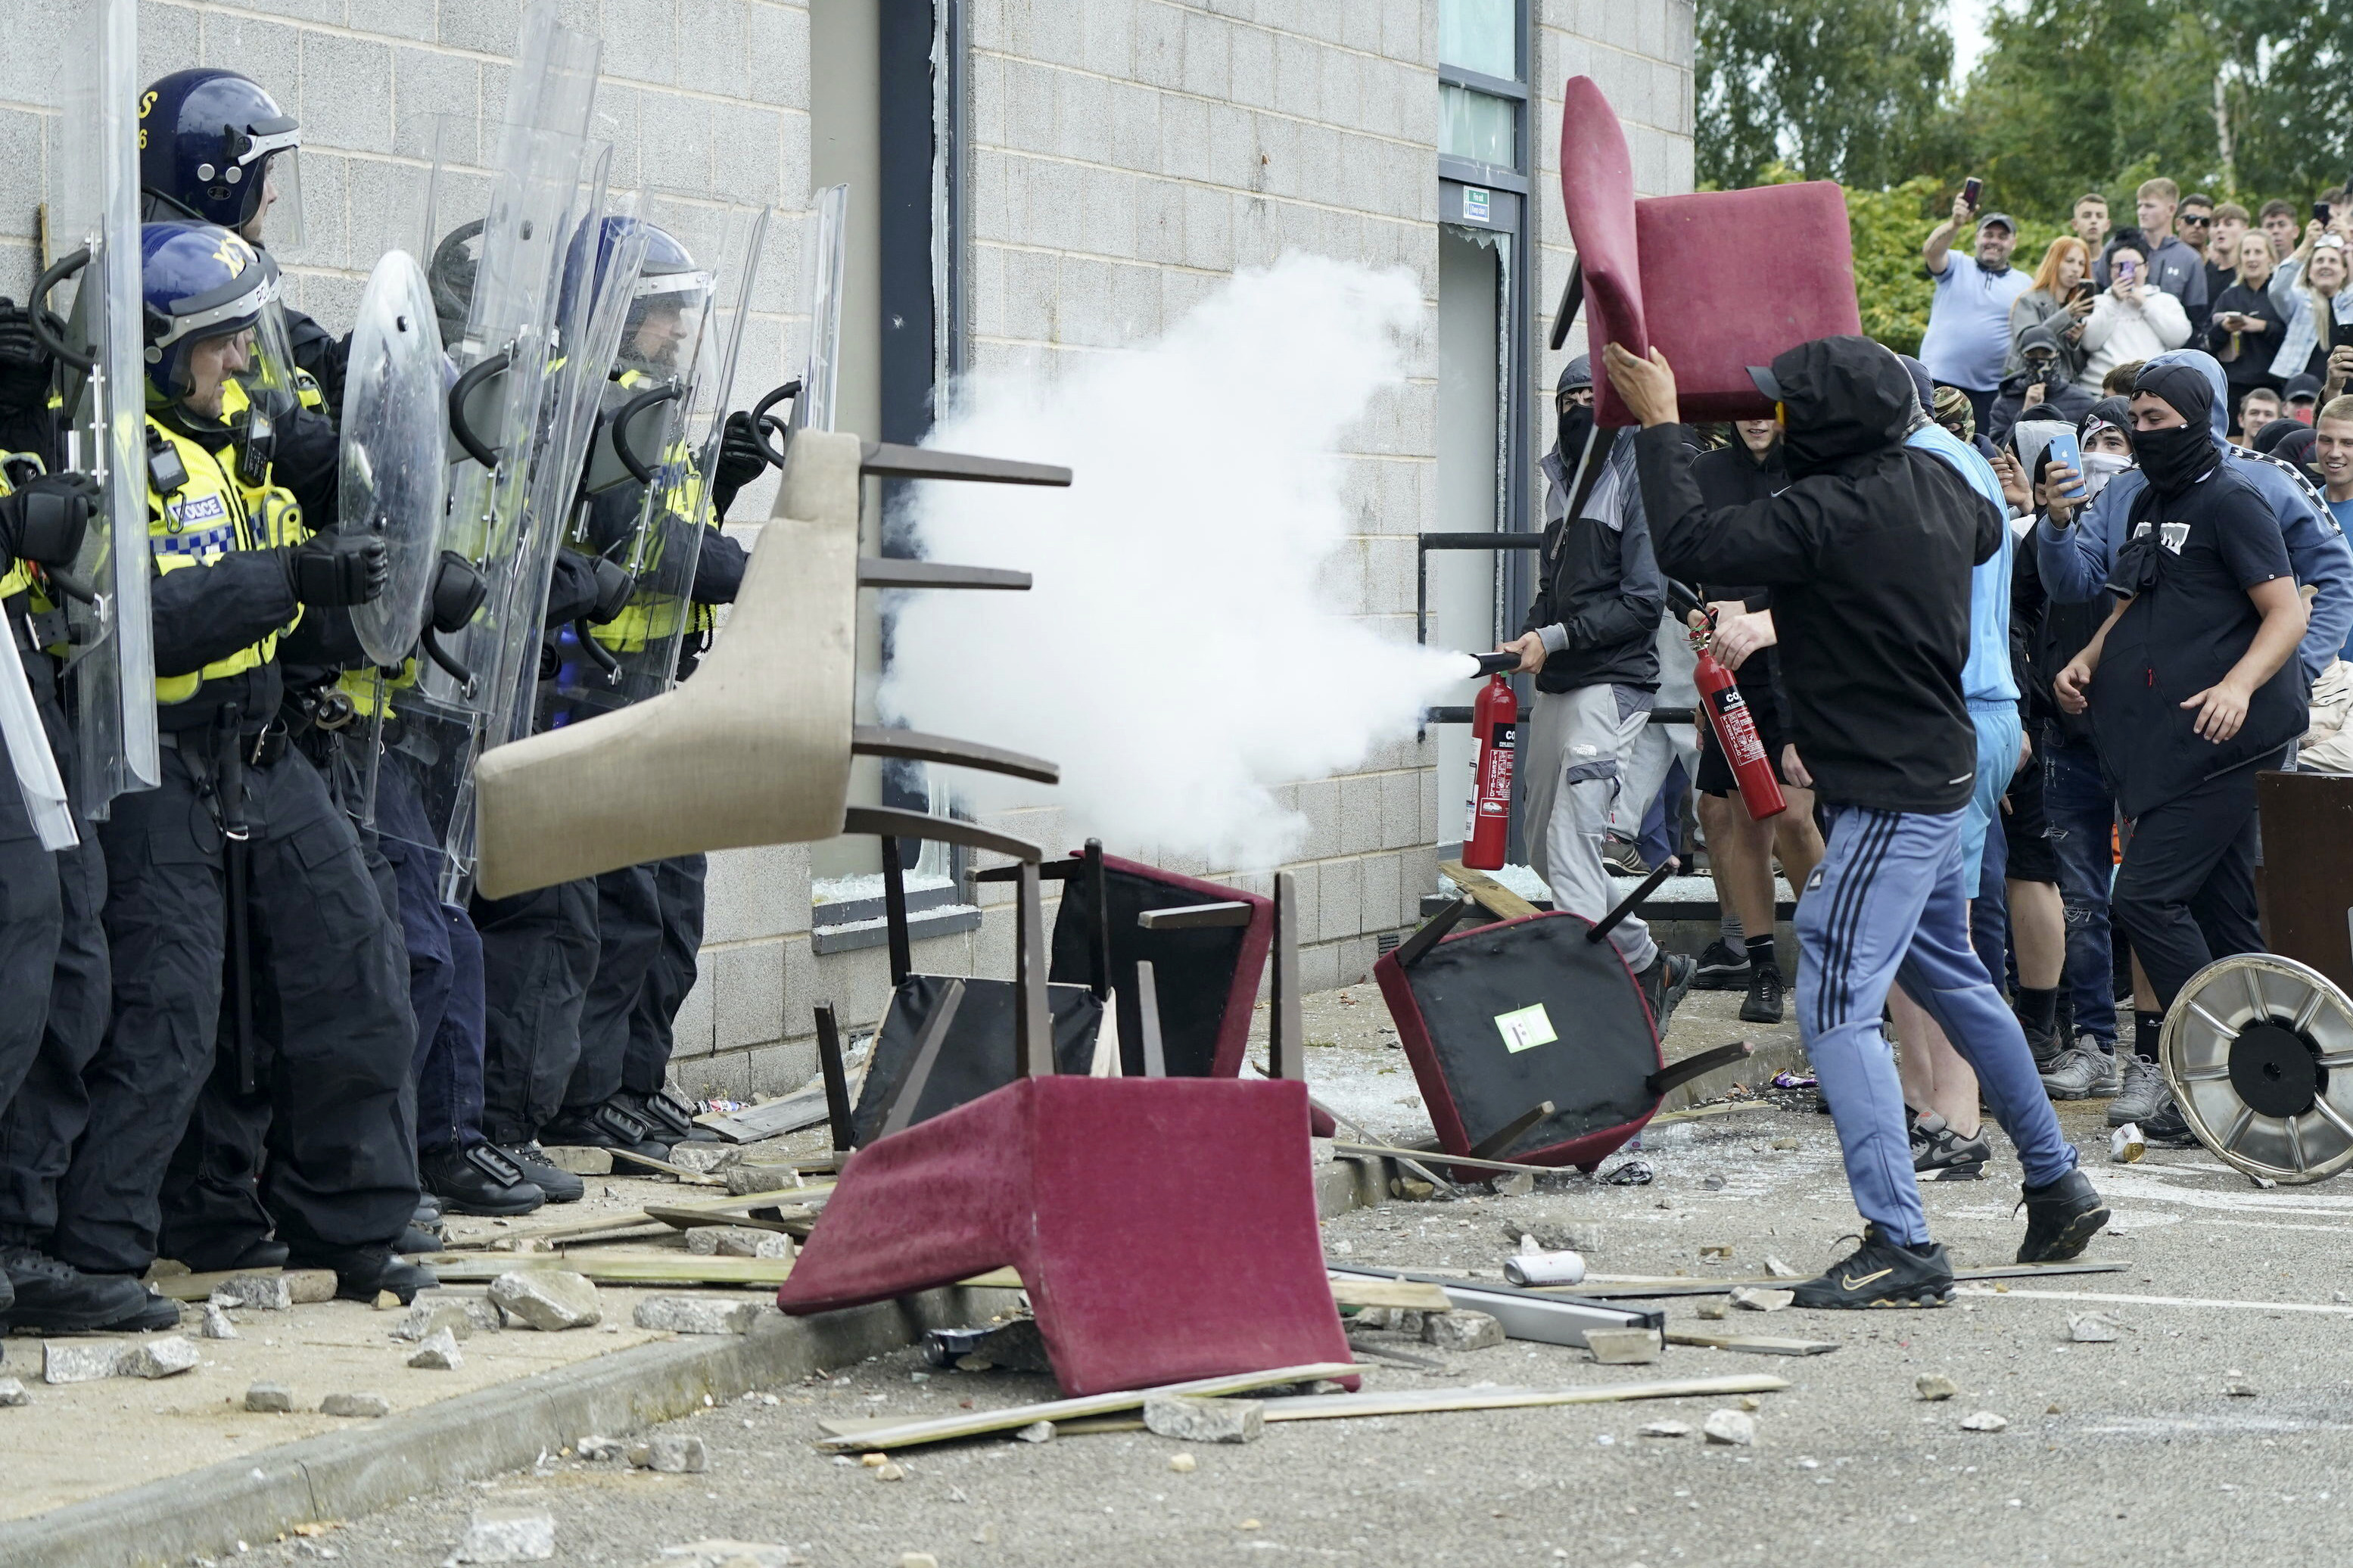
left=1602, top=837, right=1651, bottom=877
left=1789, top=1224, right=1955, bottom=1309
left=0, top=1246, right=157, bottom=1333
left=1636, top=951, right=1697, bottom=1033
left=500, top=1141, right=587, bottom=1205
left=1739, top=962, right=1785, bottom=1025
left=2022, top=1019, right=2065, bottom=1073
left=2039, top=1046, right=2109, bottom=1100
left=2109, top=1054, right=2167, bottom=1127
left=2078, top=1041, right=2123, bottom=1097
left=2015, top=1168, right=2111, bottom=1262
left=1912, top=1111, right=1990, bottom=1180
left=1693, top=939, right=1752, bottom=991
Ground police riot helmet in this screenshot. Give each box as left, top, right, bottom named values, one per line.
left=565, top=219, right=717, bottom=378
left=139, top=221, right=276, bottom=406
left=139, top=70, right=304, bottom=250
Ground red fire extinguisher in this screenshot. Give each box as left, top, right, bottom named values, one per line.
left=1463, top=667, right=1518, bottom=870
left=1670, top=582, right=1785, bottom=823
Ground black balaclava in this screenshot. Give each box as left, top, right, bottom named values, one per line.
left=1555, top=353, right=1594, bottom=464
left=2253, top=416, right=2306, bottom=455
left=2129, top=362, right=2221, bottom=495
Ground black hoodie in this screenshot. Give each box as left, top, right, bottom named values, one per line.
left=1636, top=336, right=2004, bottom=814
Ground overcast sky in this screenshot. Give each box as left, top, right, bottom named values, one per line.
left=1947, top=0, right=1994, bottom=82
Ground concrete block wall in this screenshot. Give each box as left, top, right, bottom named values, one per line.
left=5, top=0, right=1692, bottom=1106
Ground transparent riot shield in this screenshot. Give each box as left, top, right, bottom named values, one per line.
left=358, top=5, right=618, bottom=901
left=796, top=184, right=850, bottom=434
left=343, top=251, right=452, bottom=667
left=547, top=198, right=772, bottom=725
left=34, top=0, right=155, bottom=814
left=0, top=628, right=75, bottom=850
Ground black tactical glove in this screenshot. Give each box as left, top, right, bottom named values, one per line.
left=282, top=530, right=391, bottom=607
left=428, top=549, right=487, bottom=635
left=587, top=554, right=636, bottom=624
left=711, top=409, right=769, bottom=520
left=0, top=471, right=98, bottom=571
left=0, top=298, right=54, bottom=413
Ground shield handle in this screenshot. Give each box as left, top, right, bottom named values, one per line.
left=29, top=247, right=94, bottom=375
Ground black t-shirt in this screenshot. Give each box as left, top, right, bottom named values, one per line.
left=2089, top=461, right=2305, bottom=815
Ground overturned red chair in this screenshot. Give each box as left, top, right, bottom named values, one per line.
left=779, top=826, right=1349, bottom=1396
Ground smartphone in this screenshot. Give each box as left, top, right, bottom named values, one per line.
left=2116, top=257, right=2139, bottom=284
left=2046, top=426, right=2085, bottom=501
left=1962, top=177, right=1983, bottom=210
left=2319, top=201, right=2333, bottom=225
left=2069, top=278, right=2096, bottom=300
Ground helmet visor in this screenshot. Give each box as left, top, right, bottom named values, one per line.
left=246, top=145, right=304, bottom=260
left=620, top=270, right=714, bottom=376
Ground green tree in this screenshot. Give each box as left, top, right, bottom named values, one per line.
left=1697, top=0, right=1961, bottom=191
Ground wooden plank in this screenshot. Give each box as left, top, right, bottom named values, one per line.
left=819, top=1373, right=1791, bottom=1440
left=450, top=1184, right=836, bottom=1250
left=1664, top=1330, right=1839, bottom=1357
left=416, top=1251, right=796, bottom=1288
left=644, top=1204, right=798, bottom=1236
left=957, top=1268, right=1023, bottom=1290
left=1439, top=861, right=1540, bottom=920
left=606, top=1148, right=726, bottom=1184
left=149, top=1268, right=338, bottom=1304
left=1331, top=1141, right=1558, bottom=1178
left=1561, top=1259, right=2127, bottom=1299
left=695, top=1078, right=858, bottom=1144
left=1329, top=1277, right=1452, bottom=1312
left=1648, top=1100, right=1778, bottom=1126
left=815, top=1362, right=1362, bottom=1451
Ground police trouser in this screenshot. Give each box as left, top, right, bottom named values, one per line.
left=475, top=877, right=598, bottom=1146
left=0, top=721, right=114, bottom=1256
left=59, top=733, right=419, bottom=1275
left=561, top=861, right=663, bottom=1117
left=622, top=854, right=706, bottom=1098
left=370, top=755, right=487, bottom=1155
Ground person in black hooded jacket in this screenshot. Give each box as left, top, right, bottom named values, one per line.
left=2053, top=361, right=2308, bottom=1140
left=1609, top=333, right=2106, bottom=1308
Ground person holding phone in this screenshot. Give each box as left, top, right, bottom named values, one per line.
left=2006, top=237, right=2094, bottom=387
left=2265, top=222, right=2353, bottom=384
left=1923, top=183, right=2031, bottom=435
left=2208, top=230, right=2287, bottom=433
left=2078, top=245, right=2192, bottom=391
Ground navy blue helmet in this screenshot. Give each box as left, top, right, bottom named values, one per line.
left=140, top=221, right=275, bottom=404
left=139, top=70, right=303, bottom=246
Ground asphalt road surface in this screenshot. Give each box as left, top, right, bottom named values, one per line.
left=244, top=1094, right=2353, bottom=1568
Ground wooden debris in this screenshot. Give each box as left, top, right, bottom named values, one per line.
left=1329, top=1277, right=1452, bottom=1312
left=416, top=1251, right=793, bottom=1289
left=1330, top=1142, right=1558, bottom=1178
left=1438, top=862, right=1539, bottom=920
left=1664, top=1330, right=1839, bottom=1357
left=820, top=1372, right=1791, bottom=1442
left=150, top=1267, right=338, bottom=1305
left=605, top=1148, right=727, bottom=1185
left=814, top=1363, right=1359, bottom=1451
left=1564, top=1259, right=2124, bottom=1299
left=695, top=1081, right=857, bottom=1144
left=450, top=1184, right=834, bottom=1252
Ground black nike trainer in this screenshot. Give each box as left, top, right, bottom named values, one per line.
left=2015, top=1168, right=2110, bottom=1263
left=1789, top=1224, right=1955, bottom=1309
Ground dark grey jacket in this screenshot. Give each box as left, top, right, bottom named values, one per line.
left=1523, top=431, right=1664, bottom=694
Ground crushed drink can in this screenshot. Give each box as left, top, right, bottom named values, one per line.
left=1502, top=1249, right=1586, bottom=1287
left=2110, top=1123, right=2145, bottom=1164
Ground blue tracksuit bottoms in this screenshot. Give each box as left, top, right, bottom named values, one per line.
left=1796, top=804, right=2080, bottom=1245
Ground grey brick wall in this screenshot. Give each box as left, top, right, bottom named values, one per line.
left=7, top=0, right=1692, bottom=1106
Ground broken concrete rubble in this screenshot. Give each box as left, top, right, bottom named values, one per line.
left=633, top=1296, right=766, bottom=1335
left=115, top=1336, right=201, bottom=1379
left=322, top=1392, right=391, bottom=1418
left=488, top=1270, right=602, bottom=1330
left=1584, top=1327, right=1663, bottom=1364
left=451, top=1506, right=556, bottom=1563
left=1422, top=1310, right=1503, bottom=1352
left=1701, top=1408, right=1756, bottom=1445
left=245, top=1382, right=295, bottom=1413
left=1143, top=1394, right=1265, bottom=1444
left=42, top=1341, right=120, bottom=1384
left=407, top=1328, right=465, bottom=1369
left=630, top=1434, right=708, bottom=1472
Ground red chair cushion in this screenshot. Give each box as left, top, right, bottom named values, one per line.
left=777, top=1076, right=1354, bottom=1396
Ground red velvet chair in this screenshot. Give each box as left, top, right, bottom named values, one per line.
left=775, top=1075, right=1353, bottom=1396
left=1559, top=74, right=1862, bottom=428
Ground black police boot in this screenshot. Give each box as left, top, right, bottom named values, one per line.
left=108, top=1286, right=186, bottom=1333
left=631, top=1089, right=717, bottom=1143
left=0, top=1245, right=160, bottom=1333
left=540, top=1097, right=673, bottom=1162
left=415, top=1192, right=445, bottom=1224
left=421, top=1143, right=546, bottom=1218
left=294, top=1247, right=438, bottom=1306
left=174, top=1236, right=291, bottom=1274
left=499, top=1142, right=586, bottom=1205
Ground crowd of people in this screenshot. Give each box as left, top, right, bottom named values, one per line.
left=0, top=68, right=764, bottom=1335
left=1504, top=174, right=2353, bottom=1303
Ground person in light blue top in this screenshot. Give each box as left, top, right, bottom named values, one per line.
left=1891, top=351, right=2025, bottom=1178
left=1922, top=191, right=2035, bottom=433
left=2036, top=348, right=2351, bottom=681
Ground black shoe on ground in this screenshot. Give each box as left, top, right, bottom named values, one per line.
left=176, top=1237, right=291, bottom=1274
left=500, top=1141, right=586, bottom=1204
left=421, top=1143, right=547, bottom=1218
left=2015, top=1168, right=2111, bottom=1263
left=116, top=1290, right=185, bottom=1333
left=1789, top=1224, right=1954, bottom=1309
left=1911, top=1111, right=1990, bottom=1181
left=1739, top=962, right=1785, bottom=1025
left=540, top=1099, right=674, bottom=1162
left=1601, top=837, right=1651, bottom=877
left=414, top=1193, right=445, bottom=1224
left=631, top=1090, right=717, bottom=1143
left=1636, top=951, right=1697, bottom=1034
left=0, top=1245, right=158, bottom=1333
left=396, top=1225, right=445, bottom=1255
left=1692, top=939, right=1751, bottom=991
left=2139, top=1091, right=2200, bottom=1148
left=295, top=1249, right=439, bottom=1305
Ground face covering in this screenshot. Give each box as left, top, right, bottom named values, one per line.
left=2133, top=422, right=2220, bottom=495
left=1556, top=400, right=1594, bottom=463
left=2079, top=450, right=2131, bottom=498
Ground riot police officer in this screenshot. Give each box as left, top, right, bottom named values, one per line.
left=51, top=223, right=430, bottom=1303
